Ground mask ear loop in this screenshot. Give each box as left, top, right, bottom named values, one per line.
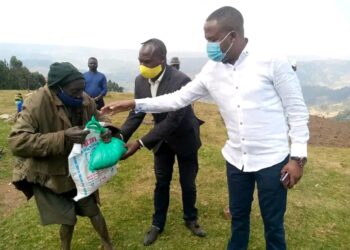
left=222, top=40, right=234, bottom=59
left=219, top=30, right=234, bottom=44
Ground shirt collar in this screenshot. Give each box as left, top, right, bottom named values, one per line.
left=148, top=66, right=166, bottom=85
left=232, top=38, right=250, bottom=67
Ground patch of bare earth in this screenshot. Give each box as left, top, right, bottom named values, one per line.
left=0, top=179, right=26, bottom=218
left=309, top=115, right=350, bottom=147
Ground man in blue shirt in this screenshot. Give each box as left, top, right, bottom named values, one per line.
left=83, top=57, right=108, bottom=110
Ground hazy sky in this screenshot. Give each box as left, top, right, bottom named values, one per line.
left=2, top=0, right=350, bottom=58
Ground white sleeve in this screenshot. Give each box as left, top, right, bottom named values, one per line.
left=272, top=57, right=309, bottom=157
left=135, top=77, right=209, bottom=113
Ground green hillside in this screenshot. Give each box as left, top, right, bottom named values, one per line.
left=0, top=91, right=349, bottom=249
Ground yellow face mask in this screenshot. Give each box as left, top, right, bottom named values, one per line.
left=139, top=64, right=162, bottom=79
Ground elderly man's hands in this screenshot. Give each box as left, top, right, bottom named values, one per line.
left=64, top=126, right=90, bottom=144
left=100, top=100, right=136, bottom=115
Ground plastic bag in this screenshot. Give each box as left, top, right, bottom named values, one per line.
left=86, top=116, right=127, bottom=171
left=68, top=120, right=117, bottom=201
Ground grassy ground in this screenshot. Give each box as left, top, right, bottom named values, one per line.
left=0, top=91, right=349, bottom=249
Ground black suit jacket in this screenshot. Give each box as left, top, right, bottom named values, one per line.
left=121, top=65, right=202, bottom=156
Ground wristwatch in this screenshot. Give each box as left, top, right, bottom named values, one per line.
left=290, top=156, right=307, bottom=168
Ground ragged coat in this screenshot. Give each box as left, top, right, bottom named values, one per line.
left=8, top=85, right=113, bottom=198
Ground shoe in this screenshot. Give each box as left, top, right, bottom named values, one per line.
left=143, top=225, right=161, bottom=246
left=185, top=220, right=206, bottom=237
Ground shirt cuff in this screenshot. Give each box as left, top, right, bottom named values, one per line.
left=134, top=99, right=145, bottom=113
left=290, top=143, right=307, bottom=157
left=138, top=139, right=145, bottom=148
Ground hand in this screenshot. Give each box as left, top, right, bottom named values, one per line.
left=94, top=95, right=102, bottom=101
left=100, top=100, right=136, bottom=115
left=280, top=159, right=304, bottom=189
left=100, top=128, right=112, bottom=143
left=64, top=126, right=90, bottom=144
left=121, top=140, right=141, bottom=160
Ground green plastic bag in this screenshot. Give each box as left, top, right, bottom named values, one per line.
left=87, top=116, right=127, bottom=171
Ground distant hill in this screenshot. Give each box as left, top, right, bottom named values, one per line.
left=1, top=43, right=350, bottom=119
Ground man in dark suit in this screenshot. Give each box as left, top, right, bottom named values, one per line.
left=120, top=38, right=206, bottom=246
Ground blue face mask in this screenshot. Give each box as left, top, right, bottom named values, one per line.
left=57, top=88, right=83, bottom=108
left=206, top=31, right=234, bottom=62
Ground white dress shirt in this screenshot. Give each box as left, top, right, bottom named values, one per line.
left=135, top=43, right=309, bottom=172
left=148, top=67, right=166, bottom=97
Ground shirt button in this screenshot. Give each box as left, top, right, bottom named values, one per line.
left=237, top=105, right=240, bottom=108
left=240, top=122, right=243, bottom=125
left=236, top=86, right=239, bottom=89
left=243, top=152, right=247, bottom=155
left=242, top=138, right=245, bottom=141
left=233, top=68, right=236, bottom=71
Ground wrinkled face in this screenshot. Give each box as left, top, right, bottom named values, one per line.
left=62, top=79, right=85, bottom=98
left=204, top=20, right=235, bottom=63
left=88, top=58, right=98, bottom=71
left=138, top=44, right=164, bottom=68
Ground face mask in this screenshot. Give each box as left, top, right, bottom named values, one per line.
left=139, top=64, right=162, bottom=79
left=206, top=31, right=234, bottom=62
left=57, top=88, right=83, bottom=108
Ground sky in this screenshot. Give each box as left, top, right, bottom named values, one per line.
left=1, top=0, right=350, bottom=59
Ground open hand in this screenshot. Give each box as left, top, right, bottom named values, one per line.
left=100, top=100, right=136, bottom=115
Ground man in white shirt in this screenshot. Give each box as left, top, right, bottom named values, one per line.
left=102, top=6, right=309, bottom=250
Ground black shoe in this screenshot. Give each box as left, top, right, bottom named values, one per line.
left=143, top=225, right=161, bottom=246
left=185, top=221, right=206, bottom=237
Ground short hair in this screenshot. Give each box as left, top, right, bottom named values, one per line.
left=141, top=38, right=167, bottom=59
left=206, top=6, right=244, bottom=35
left=88, top=57, right=97, bottom=62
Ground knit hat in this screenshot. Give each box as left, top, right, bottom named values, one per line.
left=47, top=62, right=84, bottom=87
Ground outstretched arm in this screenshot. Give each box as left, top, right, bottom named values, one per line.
left=101, top=78, right=208, bottom=115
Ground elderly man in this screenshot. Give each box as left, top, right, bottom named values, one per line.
left=9, top=62, right=115, bottom=250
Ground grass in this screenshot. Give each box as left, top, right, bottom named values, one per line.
left=0, top=90, right=349, bottom=249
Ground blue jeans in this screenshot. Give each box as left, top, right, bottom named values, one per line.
left=226, top=156, right=289, bottom=250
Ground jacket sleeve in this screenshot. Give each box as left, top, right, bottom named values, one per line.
left=8, top=105, right=66, bottom=158
left=120, top=110, right=146, bottom=142
left=141, top=76, right=191, bottom=149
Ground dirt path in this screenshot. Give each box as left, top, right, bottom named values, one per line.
left=0, top=178, right=26, bottom=218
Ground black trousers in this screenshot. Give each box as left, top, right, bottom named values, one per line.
left=152, top=142, right=199, bottom=230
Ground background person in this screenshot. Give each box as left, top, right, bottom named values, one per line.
left=83, top=57, right=108, bottom=110
left=14, top=92, right=23, bottom=113
left=102, top=6, right=309, bottom=250
left=119, top=38, right=206, bottom=246
left=169, top=56, right=180, bottom=70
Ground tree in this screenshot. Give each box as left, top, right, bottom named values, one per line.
left=9, top=56, right=23, bottom=69
left=107, top=80, right=124, bottom=92
left=0, top=56, right=46, bottom=90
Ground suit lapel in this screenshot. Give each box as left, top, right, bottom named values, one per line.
left=156, top=66, right=171, bottom=96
